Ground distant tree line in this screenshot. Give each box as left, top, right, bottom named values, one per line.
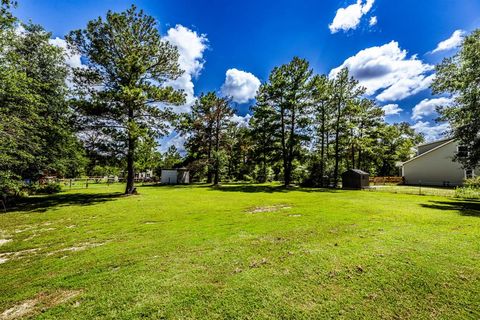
left=1, top=2, right=478, bottom=197
left=178, top=59, right=423, bottom=187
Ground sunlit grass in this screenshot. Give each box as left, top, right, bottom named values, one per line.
left=1, top=184, right=479, bottom=319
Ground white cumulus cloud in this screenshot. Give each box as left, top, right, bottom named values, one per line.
left=49, top=37, right=83, bottom=69
left=411, top=121, right=450, bottom=142
left=329, top=0, right=375, bottom=33
left=231, top=114, right=252, bottom=127
left=329, top=41, right=434, bottom=102
left=381, top=104, right=402, bottom=116
left=432, top=30, right=465, bottom=54
left=221, top=69, right=261, bottom=104
left=369, top=16, right=377, bottom=26
left=163, top=25, right=208, bottom=112
left=411, top=97, right=453, bottom=120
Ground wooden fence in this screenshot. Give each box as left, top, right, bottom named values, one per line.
left=369, top=176, right=404, bottom=185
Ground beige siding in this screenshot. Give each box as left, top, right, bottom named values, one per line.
left=402, top=140, right=468, bottom=186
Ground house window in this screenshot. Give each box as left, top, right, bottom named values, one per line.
left=457, top=145, right=469, bottom=158
left=465, top=169, right=475, bottom=179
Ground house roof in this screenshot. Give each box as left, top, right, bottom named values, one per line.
left=416, top=137, right=454, bottom=148
left=402, top=138, right=456, bottom=166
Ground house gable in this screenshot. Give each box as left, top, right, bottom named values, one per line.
left=402, top=139, right=466, bottom=186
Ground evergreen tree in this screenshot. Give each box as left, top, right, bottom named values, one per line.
left=432, top=29, right=480, bottom=169
left=180, top=92, right=234, bottom=185
left=67, top=6, right=185, bottom=194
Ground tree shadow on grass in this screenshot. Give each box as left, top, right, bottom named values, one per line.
left=420, top=200, right=480, bottom=217
left=208, top=184, right=340, bottom=194
left=4, top=192, right=124, bottom=214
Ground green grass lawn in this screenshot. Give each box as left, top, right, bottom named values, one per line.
left=1, top=184, right=480, bottom=319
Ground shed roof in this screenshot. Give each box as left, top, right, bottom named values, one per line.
left=343, top=169, right=369, bottom=175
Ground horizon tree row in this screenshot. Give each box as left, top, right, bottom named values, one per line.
left=2, top=2, right=478, bottom=196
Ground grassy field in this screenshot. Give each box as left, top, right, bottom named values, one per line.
left=1, top=183, right=480, bottom=319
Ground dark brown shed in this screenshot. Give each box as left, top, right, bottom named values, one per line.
left=341, top=169, right=369, bottom=190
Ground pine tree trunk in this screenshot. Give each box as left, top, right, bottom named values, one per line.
left=125, top=108, right=136, bottom=195
left=206, top=127, right=213, bottom=184
left=280, top=102, right=288, bottom=187
left=320, top=106, right=325, bottom=187
left=333, top=103, right=341, bottom=188
left=213, top=118, right=220, bottom=186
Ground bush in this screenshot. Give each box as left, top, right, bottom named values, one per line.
left=37, top=183, right=62, bottom=194
left=455, top=187, right=480, bottom=200
left=455, top=177, right=480, bottom=199
left=0, top=171, right=24, bottom=198
left=464, top=177, right=480, bottom=188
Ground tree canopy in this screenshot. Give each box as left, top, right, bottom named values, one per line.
left=432, top=29, right=480, bottom=169
left=66, top=5, right=186, bottom=194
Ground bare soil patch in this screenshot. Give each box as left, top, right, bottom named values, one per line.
left=0, top=248, right=39, bottom=264
left=0, top=239, right=12, bottom=246
left=0, top=290, right=81, bottom=320
left=246, top=204, right=292, bottom=214
left=47, top=242, right=104, bottom=256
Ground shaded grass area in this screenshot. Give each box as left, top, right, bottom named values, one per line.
left=1, top=183, right=480, bottom=319
left=6, top=192, right=123, bottom=213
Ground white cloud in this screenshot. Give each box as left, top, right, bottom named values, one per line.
left=159, top=132, right=186, bottom=154
left=369, top=16, right=377, bottom=26
left=329, top=0, right=375, bottom=33
left=163, top=25, right=208, bottom=112
left=432, top=30, right=465, bottom=54
left=330, top=41, right=434, bottom=102
left=411, top=97, right=453, bottom=120
left=221, top=69, right=261, bottom=104
left=381, top=104, right=402, bottom=116
left=231, top=114, right=252, bottom=127
left=49, top=37, right=83, bottom=69
left=411, top=121, right=450, bottom=142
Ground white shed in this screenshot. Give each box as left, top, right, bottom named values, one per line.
left=401, top=138, right=478, bottom=186
left=160, top=168, right=190, bottom=184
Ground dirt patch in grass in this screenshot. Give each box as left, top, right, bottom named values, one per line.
left=0, top=299, right=37, bottom=320
left=0, top=239, right=12, bottom=246
left=246, top=204, right=292, bottom=214
left=47, top=242, right=105, bottom=256
left=0, top=290, right=81, bottom=320
left=0, top=248, right=39, bottom=264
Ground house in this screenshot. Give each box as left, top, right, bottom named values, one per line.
left=401, top=138, right=478, bottom=186
left=161, top=168, right=190, bottom=184
left=134, top=169, right=154, bottom=181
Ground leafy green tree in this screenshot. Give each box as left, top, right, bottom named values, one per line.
left=346, top=98, right=384, bottom=171
left=254, top=57, right=313, bottom=186
left=224, top=123, right=253, bottom=181
left=1, top=5, right=86, bottom=196
left=249, top=84, right=279, bottom=182
left=330, top=68, right=365, bottom=187
left=135, top=135, right=162, bottom=174
left=180, top=92, right=234, bottom=185
left=432, top=29, right=480, bottom=169
left=309, top=75, right=334, bottom=186
left=67, top=6, right=185, bottom=194
left=374, top=123, right=423, bottom=176
left=161, top=145, right=183, bottom=169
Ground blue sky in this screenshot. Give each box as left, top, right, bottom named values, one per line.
left=13, top=0, right=480, bottom=144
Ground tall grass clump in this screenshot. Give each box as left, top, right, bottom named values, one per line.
left=455, top=177, right=480, bottom=199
